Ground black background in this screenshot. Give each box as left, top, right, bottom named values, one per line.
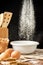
left=0, top=0, right=43, bottom=48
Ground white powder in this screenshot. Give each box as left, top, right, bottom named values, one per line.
left=19, top=0, right=35, bottom=40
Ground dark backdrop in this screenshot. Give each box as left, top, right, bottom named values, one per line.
left=0, top=0, right=43, bottom=48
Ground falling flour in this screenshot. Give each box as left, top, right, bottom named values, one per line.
left=19, top=0, right=35, bottom=40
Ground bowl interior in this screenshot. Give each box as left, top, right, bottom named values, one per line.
left=10, top=41, right=39, bottom=46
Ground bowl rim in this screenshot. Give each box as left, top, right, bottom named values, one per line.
left=10, top=40, right=39, bottom=46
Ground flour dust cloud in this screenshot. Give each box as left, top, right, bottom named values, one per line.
left=19, top=0, right=35, bottom=40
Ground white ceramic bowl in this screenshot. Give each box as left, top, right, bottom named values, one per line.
left=10, top=41, right=39, bottom=54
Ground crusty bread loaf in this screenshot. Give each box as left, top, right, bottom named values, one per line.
left=0, top=27, right=9, bottom=53
left=0, top=38, right=9, bottom=53
left=0, top=27, right=8, bottom=38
